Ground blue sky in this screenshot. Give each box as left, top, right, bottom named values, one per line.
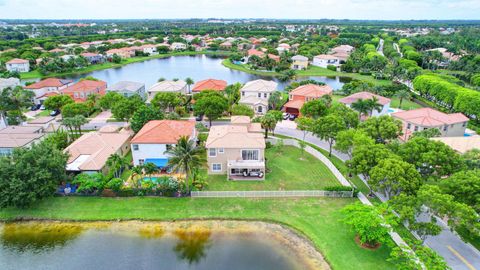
left=0, top=0, right=479, bottom=20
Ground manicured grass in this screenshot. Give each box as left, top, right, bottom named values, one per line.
left=0, top=196, right=394, bottom=270
left=389, top=98, right=423, bottom=110
left=206, top=146, right=339, bottom=191
left=36, top=110, right=52, bottom=117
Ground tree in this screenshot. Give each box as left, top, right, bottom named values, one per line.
left=463, top=149, right=480, bottom=170
left=231, top=104, right=254, bottom=118
left=224, top=83, right=241, bottom=110
left=300, top=99, right=327, bottom=119
left=327, top=103, right=360, bottom=128
left=106, top=154, right=129, bottom=179
left=131, top=165, right=144, bottom=188
left=411, top=128, right=441, bottom=139
left=366, top=96, right=383, bottom=116
left=130, top=105, right=164, bottom=133
left=351, top=99, right=370, bottom=120
left=98, top=91, right=124, bottom=110
left=166, top=136, right=205, bottom=195
left=334, top=129, right=375, bottom=158
left=0, top=86, right=34, bottom=125
left=44, top=130, right=70, bottom=150
left=389, top=241, right=449, bottom=270
left=370, top=158, right=422, bottom=200
left=359, top=115, right=402, bottom=144
left=62, top=115, right=88, bottom=137
left=311, top=114, right=346, bottom=157
left=0, top=142, right=68, bottom=208
left=295, top=117, right=314, bottom=141
left=143, top=162, right=158, bottom=181
left=151, top=92, right=182, bottom=112
left=185, top=78, right=194, bottom=93
left=194, top=91, right=228, bottom=126
left=43, top=95, right=74, bottom=111
left=395, top=89, right=411, bottom=109
left=111, top=54, right=121, bottom=63
left=268, top=91, right=285, bottom=110
left=260, top=113, right=277, bottom=138
left=341, top=203, right=397, bottom=246
left=62, top=102, right=90, bottom=118
left=111, top=95, right=144, bottom=121
left=440, top=170, right=480, bottom=211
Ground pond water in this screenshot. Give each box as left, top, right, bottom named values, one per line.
left=56, top=55, right=349, bottom=90
left=0, top=221, right=323, bottom=270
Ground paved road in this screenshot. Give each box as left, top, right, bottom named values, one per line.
left=393, top=42, right=403, bottom=57
left=377, top=38, right=385, bottom=56
left=275, top=125, right=480, bottom=270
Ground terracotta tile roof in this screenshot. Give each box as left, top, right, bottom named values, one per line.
left=267, top=54, right=280, bottom=62
left=339, top=91, right=391, bottom=106
left=61, top=80, right=107, bottom=97
left=392, top=108, right=469, bottom=126
left=206, top=125, right=265, bottom=149
left=25, top=78, right=73, bottom=89
left=81, top=52, right=100, bottom=57
left=131, top=120, right=196, bottom=144
left=247, top=49, right=265, bottom=57
left=283, top=99, right=305, bottom=110
left=192, top=79, right=227, bottom=92
left=6, top=58, right=28, bottom=64
left=290, top=84, right=333, bottom=98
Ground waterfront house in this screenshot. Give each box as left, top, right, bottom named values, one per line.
left=239, top=79, right=278, bottom=115
left=192, top=79, right=227, bottom=93
left=25, top=78, right=74, bottom=104
left=0, top=77, right=20, bottom=90
left=140, top=44, right=158, bottom=55
left=205, top=116, right=265, bottom=180
left=130, top=120, right=196, bottom=169
left=81, top=52, right=104, bottom=64
left=64, top=125, right=132, bottom=174
left=147, top=80, right=188, bottom=102
left=61, top=79, right=107, bottom=102
left=107, top=81, right=146, bottom=99
left=170, top=42, right=187, bottom=51
left=339, top=92, right=391, bottom=117
left=5, top=58, right=30, bottom=73
left=392, top=108, right=469, bottom=141
left=282, top=84, right=333, bottom=116
left=312, top=54, right=340, bottom=68
left=291, top=55, right=309, bottom=70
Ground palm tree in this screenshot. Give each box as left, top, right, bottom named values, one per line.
left=185, top=77, right=194, bottom=94
left=260, top=114, right=277, bottom=138
left=143, top=162, right=158, bottom=181
left=106, top=154, right=129, bottom=178
left=131, top=165, right=144, bottom=188
left=166, top=136, right=205, bottom=195
left=366, top=96, right=383, bottom=116
left=351, top=99, right=370, bottom=120
left=395, top=90, right=411, bottom=109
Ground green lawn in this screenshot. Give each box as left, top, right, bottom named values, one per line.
left=36, top=110, right=52, bottom=117
left=332, top=94, right=423, bottom=110
left=0, top=196, right=394, bottom=270
left=206, top=145, right=339, bottom=191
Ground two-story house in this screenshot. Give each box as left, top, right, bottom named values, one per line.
left=291, top=55, right=309, bottom=70
left=80, top=52, right=104, bottom=64
left=339, top=92, right=391, bottom=117
left=25, top=78, right=74, bottom=104
left=206, top=116, right=266, bottom=180
left=6, top=58, right=30, bottom=73
left=61, top=79, right=107, bottom=102
left=392, top=108, right=469, bottom=141
left=238, top=79, right=277, bottom=115
left=192, top=79, right=227, bottom=93
left=312, top=55, right=340, bottom=68
left=107, top=81, right=146, bottom=99
left=283, top=84, right=333, bottom=117
left=130, top=120, right=196, bottom=170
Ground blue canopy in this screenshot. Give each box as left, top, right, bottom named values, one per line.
left=144, top=158, right=169, bottom=168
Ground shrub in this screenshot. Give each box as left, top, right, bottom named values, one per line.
left=105, top=178, right=124, bottom=192
left=327, top=65, right=337, bottom=71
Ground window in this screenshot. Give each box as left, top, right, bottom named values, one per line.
left=242, top=150, right=259, bottom=161
left=264, top=93, right=267, bottom=98
left=414, top=126, right=418, bottom=132
left=443, top=125, right=448, bottom=131
left=242, top=91, right=245, bottom=96
left=209, top=148, right=216, bottom=157
left=258, top=93, right=261, bottom=97
left=258, top=106, right=263, bottom=113
left=212, top=163, right=222, bottom=172
left=139, top=159, right=144, bottom=165
left=132, top=144, right=139, bottom=151
left=166, top=144, right=172, bottom=151
left=407, top=123, right=411, bottom=129
left=218, top=148, right=224, bottom=153
left=462, top=122, right=467, bottom=127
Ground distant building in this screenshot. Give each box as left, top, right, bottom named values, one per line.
left=107, top=81, right=146, bottom=99
left=291, top=55, right=309, bottom=70
left=6, top=58, right=30, bottom=73
left=239, top=79, right=277, bottom=115
left=339, top=92, right=391, bottom=117
left=25, top=78, right=74, bottom=104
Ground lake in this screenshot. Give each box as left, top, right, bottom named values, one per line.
left=58, top=54, right=350, bottom=90
left=0, top=221, right=328, bottom=270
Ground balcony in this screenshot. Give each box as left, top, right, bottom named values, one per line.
left=227, top=158, right=265, bottom=169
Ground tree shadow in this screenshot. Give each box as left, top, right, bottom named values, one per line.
left=173, top=228, right=212, bottom=265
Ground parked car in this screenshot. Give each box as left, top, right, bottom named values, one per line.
left=283, top=113, right=290, bottom=120
left=40, top=105, right=46, bottom=110
left=30, top=104, right=41, bottom=111
left=195, top=114, right=204, bottom=121
left=50, top=110, right=60, bottom=116
left=288, top=114, right=297, bottom=121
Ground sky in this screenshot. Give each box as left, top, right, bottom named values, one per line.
left=0, top=0, right=479, bottom=20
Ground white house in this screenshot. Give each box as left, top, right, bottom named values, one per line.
left=312, top=54, right=340, bottom=68
left=6, top=58, right=30, bottom=73
left=0, top=77, right=20, bottom=90
left=130, top=120, right=196, bottom=169
left=170, top=42, right=187, bottom=51
left=339, top=92, right=391, bottom=117
left=239, top=79, right=277, bottom=115
left=140, top=44, right=158, bottom=55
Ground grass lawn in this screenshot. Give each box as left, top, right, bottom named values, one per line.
left=206, top=145, right=339, bottom=191
left=0, top=196, right=394, bottom=270
left=36, top=110, right=52, bottom=117
left=332, top=94, right=423, bottom=111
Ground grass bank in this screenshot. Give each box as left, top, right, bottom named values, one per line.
left=0, top=196, right=394, bottom=270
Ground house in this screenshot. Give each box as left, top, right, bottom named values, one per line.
left=0, top=77, right=20, bottom=90
left=291, top=55, right=309, bottom=70
left=170, top=42, right=187, bottom=51
left=239, top=79, right=278, bottom=115
left=339, top=92, right=391, bottom=116
left=205, top=116, right=265, bottom=180
left=140, top=44, right=158, bottom=55
left=192, top=79, right=227, bottom=93
left=61, top=79, right=107, bottom=102
left=105, top=48, right=133, bottom=58
left=25, top=78, right=74, bottom=104
left=81, top=52, right=104, bottom=64
left=107, top=81, right=146, bottom=99
left=5, top=58, right=30, bottom=73
left=0, top=125, right=45, bottom=156
left=330, top=45, right=355, bottom=63
left=312, top=55, right=340, bottom=68
left=392, top=108, right=469, bottom=141
left=276, top=43, right=291, bottom=54
left=431, top=136, right=480, bottom=154
left=220, top=41, right=232, bottom=49
left=283, top=84, right=333, bottom=116
left=130, top=120, right=196, bottom=169
left=27, top=116, right=57, bottom=132
left=147, top=80, right=188, bottom=102
left=247, top=48, right=265, bottom=58
left=64, top=125, right=132, bottom=174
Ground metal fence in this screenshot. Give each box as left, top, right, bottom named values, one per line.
left=191, top=190, right=354, bottom=198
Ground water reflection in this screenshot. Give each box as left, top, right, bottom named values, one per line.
left=173, top=228, right=212, bottom=265
left=0, top=223, right=83, bottom=253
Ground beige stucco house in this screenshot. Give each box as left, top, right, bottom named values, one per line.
left=291, top=55, right=309, bottom=70
left=239, top=79, right=277, bottom=115
left=205, top=116, right=266, bottom=180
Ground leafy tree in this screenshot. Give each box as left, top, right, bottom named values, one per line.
left=334, top=129, right=375, bottom=158
left=295, top=117, right=314, bottom=141
left=312, top=114, right=346, bottom=157
left=0, top=142, right=68, bottom=208
left=300, top=99, right=327, bottom=119
left=130, top=105, right=164, bottom=133
left=62, top=102, right=90, bottom=118
left=370, top=158, right=422, bottom=200
left=463, top=149, right=480, bottom=170
left=351, top=99, right=370, bottom=120
left=193, top=91, right=228, bottom=126
left=105, top=178, right=124, bottom=193
left=106, top=154, right=129, bottom=179
left=166, top=136, right=205, bottom=195
left=268, top=91, right=286, bottom=110
left=359, top=115, right=402, bottom=144
left=111, top=54, right=121, bottom=63
left=43, top=95, right=74, bottom=111
left=440, top=170, right=480, bottom=211
left=72, top=173, right=106, bottom=194
left=112, top=95, right=144, bottom=121
left=151, top=92, right=182, bottom=112
left=98, top=91, right=125, bottom=110
left=389, top=241, right=449, bottom=270
left=231, top=104, right=254, bottom=118
left=327, top=103, right=360, bottom=128
left=44, top=130, right=70, bottom=150
left=0, top=86, right=34, bottom=125
left=411, top=128, right=441, bottom=139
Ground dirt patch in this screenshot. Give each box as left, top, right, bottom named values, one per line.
left=354, top=235, right=381, bottom=250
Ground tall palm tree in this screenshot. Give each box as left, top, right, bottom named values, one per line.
left=166, top=136, right=205, bottom=195
left=351, top=99, right=370, bottom=120
left=185, top=77, right=194, bottom=94
left=131, top=165, right=144, bottom=188
left=366, top=96, right=383, bottom=116
left=106, top=154, right=129, bottom=178
left=395, top=90, right=411, bottom=109
left=143, top=162, right=158, bottom=181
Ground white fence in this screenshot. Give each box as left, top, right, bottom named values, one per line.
left=191, top=190, right=354, bottom=198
